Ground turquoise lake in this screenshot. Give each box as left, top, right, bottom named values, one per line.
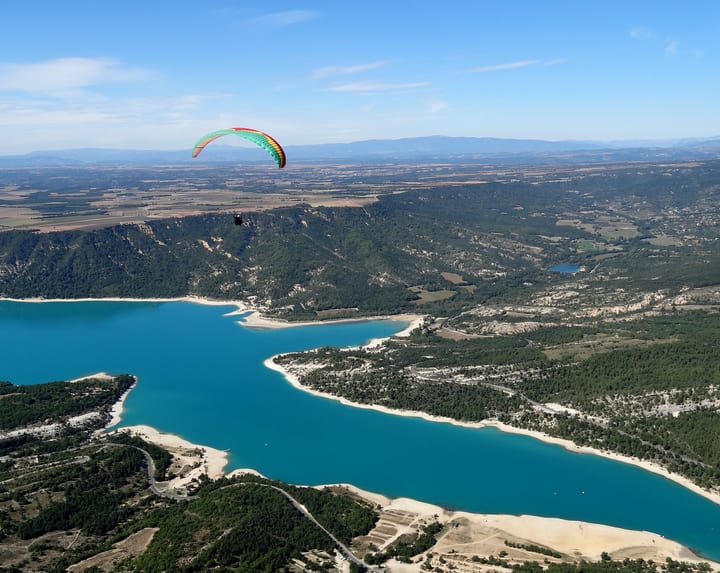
left=549, top=264, right=582, bottom=273
left=1, top=300, right=719, bottom=560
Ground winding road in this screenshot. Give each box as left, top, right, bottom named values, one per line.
left=120, top=445, right=380, bottom=570
left=258, top=483, right=381, bottom=572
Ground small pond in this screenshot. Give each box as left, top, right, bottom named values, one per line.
left=549, top=264, right=582, bottom=273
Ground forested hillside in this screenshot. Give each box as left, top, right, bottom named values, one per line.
left=5, top=160, right=720, bottom=316
left=0, top=179, right=592, bottom=314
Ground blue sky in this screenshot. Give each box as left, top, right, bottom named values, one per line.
left=1, top=1, right=718, bottom=153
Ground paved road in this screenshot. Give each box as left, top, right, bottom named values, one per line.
left=96, top=442, right=199, bottom=501
left=259, top=483, right=381, bottom=572
left=131, top=445, right=198, bottom=501
left=108, top=449, right=380, bottom=569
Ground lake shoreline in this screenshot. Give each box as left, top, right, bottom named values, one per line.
left=8, top=295, right=720, bottom=507
left=0, top=295, right=424, bottom=330
left=5, top=297, right=720, bottom=566
left=97, top=383, right=716, bottom=568
left=102, top=409, right=717, bottom=568
left=263, top=355, right=720, bottom=509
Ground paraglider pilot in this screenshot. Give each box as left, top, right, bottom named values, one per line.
left=233, top=214, right=243, bottom=226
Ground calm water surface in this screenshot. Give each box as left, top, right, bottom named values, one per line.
left=549, top=264, right=582, bottom=273
left=1, top=300, right=719, bottom=560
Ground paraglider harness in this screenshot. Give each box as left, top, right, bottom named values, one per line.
left=233, top=213, right=243, bottom=226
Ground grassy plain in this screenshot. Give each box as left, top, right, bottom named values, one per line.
left=4, top=161, right=705, bottom=233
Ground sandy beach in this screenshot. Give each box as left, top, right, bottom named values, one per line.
left=101, top=374, right=137, bottom=429
left=335, top=483, right=714, bottom=570
left=110, top=424, right=229, bottom=493
left=237, top=307, right=425, bottom=334
left=88, top=366, right=231, bottom=493
left=0, top=295, right=248, bottom=307
left=2, top=294, right=422, bottom=336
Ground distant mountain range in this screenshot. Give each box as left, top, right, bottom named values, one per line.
left=2, top=135, right=720, bottom=166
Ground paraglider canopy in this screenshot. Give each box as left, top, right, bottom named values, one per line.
left=192, top=127, right=286, bottom=168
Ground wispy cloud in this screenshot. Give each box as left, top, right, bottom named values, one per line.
left=468, top=60, right=540, bottom=73
left=630, top=26, right=655, bottom=41
left=0, top=94, right=223, bottom=128
left=542, top=58, right=569, bottom=67
left=0, top=100, right=113, bottom=127
left=0, top=92, right=242, bottom=153
left=631, top=27, right=690, bottom=58
left=0, top=57, right=152, bottom=95
left=665, top=40, right=680, bottom=55
left=248, top=10, right=318, bottom=28
left=312, top=61, right=390, bottom=79
left=426, top=100, right=447, bottom=114
left=327, top=80, right=430, bottom=94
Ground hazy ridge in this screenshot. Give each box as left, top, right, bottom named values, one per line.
left=2, top=134, right=720, bottom=166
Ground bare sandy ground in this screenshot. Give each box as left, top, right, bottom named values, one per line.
left=110, top=424, right=228, bottom=493
left=333, top=484, right=715, bottom=571
left=237, top=308, right=424, bottom=335
left=67, top=528, right=160, bottom=573
left=0, top=295, right=251, bottom=310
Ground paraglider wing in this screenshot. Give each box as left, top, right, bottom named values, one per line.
left=191, top=127, right=286, bottom=168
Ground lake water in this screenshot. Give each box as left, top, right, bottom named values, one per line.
left=1, top=300, right=719, bottom=560
left=549, top=264, right=582, bottom=273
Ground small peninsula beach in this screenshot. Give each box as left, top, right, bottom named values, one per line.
left=236, top=307, right=425, bottom=335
